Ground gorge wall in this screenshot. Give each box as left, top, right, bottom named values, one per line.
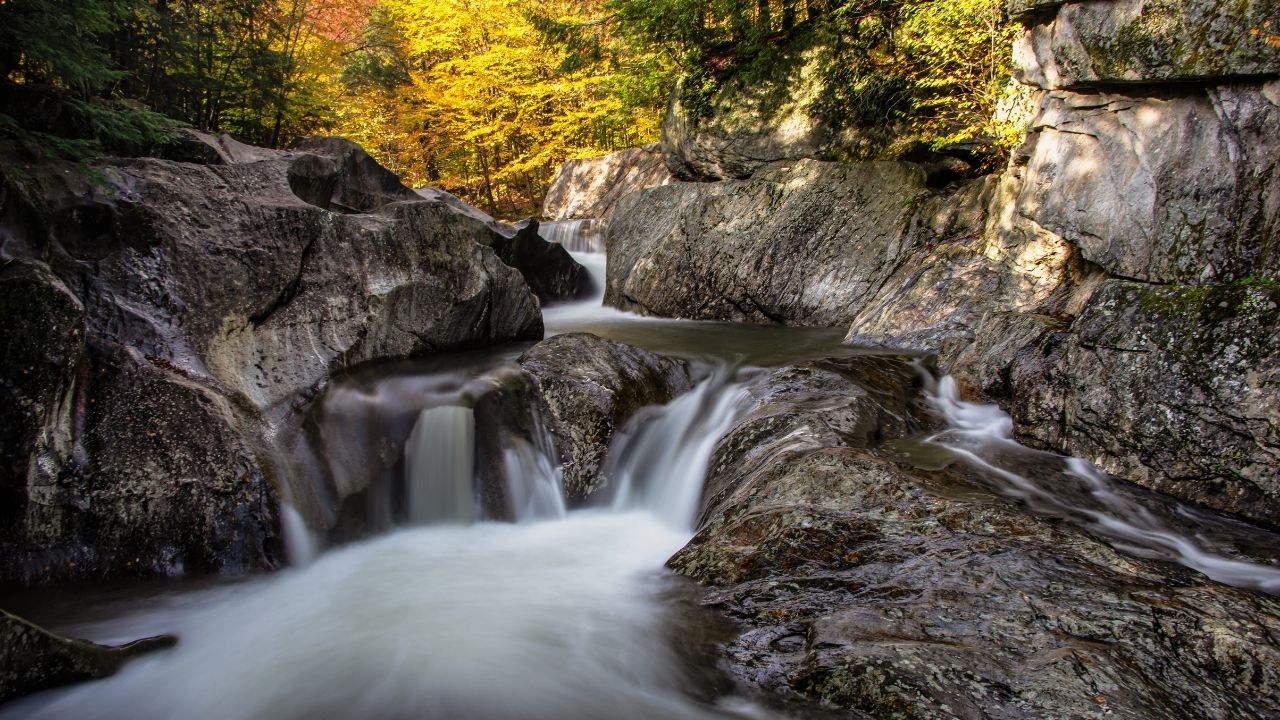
left=604, top=0, right=1280, bottom=527
left=0, top=133, right=588, bottom=584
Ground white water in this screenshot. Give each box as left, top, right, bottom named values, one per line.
left=405, top=405, right=476, bottom=525
left=4, top=515, right=736, bottom=720
left=500, top=414, right=568, bottom=523
left=609, top=369, right=751, bottom=529
left=539, top=219, right=605, bottom=253
left=7, top=360, right=757, bottom=719
left=926, top=374, right=1280, bottom=593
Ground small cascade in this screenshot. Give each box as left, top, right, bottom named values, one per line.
left=539, top=219, right=605, bottom=253
left=280, top=504, right=320, bottom=567
left=501, top=416, right=568, bottom=523
left=608, top=369, right=751, bottom=530
left=405, top=405, right=477, bottom=525
left=925, top=373, right=1280, bottom=593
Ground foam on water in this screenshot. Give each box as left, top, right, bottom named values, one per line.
left=5, top=514, right=737, bottom=720
left=925, top=374, right=1280, bottom=593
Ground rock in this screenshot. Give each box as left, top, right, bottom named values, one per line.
left=998, top=279, right=1280, bottom=527
left=605, top=159, right=930, bottom=326
left=0, top=609, right=176, bottom=703
left=0, top=261, right=83, bottom=538
left=843, top=173, right=1070, bottom=350
left=518, top=333, right=693, bottom=501
left=287, top=136, right=421, bottom=212
left=412, top=189, right=594, bottom=302
left=1013, top=84, right=1280, bottom=284
left=661, top=41, right=899, bottom=182
left=0, top=138, right=545, bottom=583
left=671, top=354, right=1280, bottom=719
left=479, top=220, right=594, bottom=302
left=541, top=144, right=674, bottom=221
left=1013, top=0, right=1280, bottom=90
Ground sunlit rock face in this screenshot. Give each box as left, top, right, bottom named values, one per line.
left=0, top=133, right=547, bottom=584
left=605, top=160, right=934, bottom=327
left=939, top=4, right=1280, bottom=525
left=1015, top=86, right=1280, bottom=284
left=541, top=144, right=674, bottom=223
left=1012, top=0, right=1280, bottom=89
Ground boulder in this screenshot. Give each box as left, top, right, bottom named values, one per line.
left=1012, top=84, right=1280, bottom=284
left=0, top=609, right=176, bottom=703
left=0, top=137, right=546, bottom=583
left=672, top=354, right=1280, bottom=719
left=605, top=159, right=930, bottom=326
left=541, top=144, right=674, bottom=222
left=1013, top=0, right=1280, bottom=90
left=660, top=42, right=900, bottom=182
left=997, top=279, right=1280, bottom=527
left=480, top=220, right=594, bottom=302
left=517, top=333, right=693, bottom=501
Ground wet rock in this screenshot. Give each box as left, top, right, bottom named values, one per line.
left=672, top=354, right=1280, bottom=719
left=1001, top=279, right=1280, bottom=527
left=542, top=144, right=674, bottom=222
left=605, top=159, right=930, bottom=326
left=1013, top=0, right=1280, bottom=90
left=0, top=609, right=176, bottom=703
left=0, top=138, right=545, bottom=583
left=518, top=333, right=694, bottom=501
left=0, top=261, right=83, bottom=535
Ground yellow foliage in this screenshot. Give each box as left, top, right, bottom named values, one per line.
left=325, top=0, right=660, bottom=217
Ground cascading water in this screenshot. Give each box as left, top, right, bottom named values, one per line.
left=4, top=361, right=759, bottom=720
left=924, top=372, right=1280, bottom=593
left=405, top=406, right=476, bottom=525
left=608, top=368, right=751, bottom=529
left=538, top=219, right=605, bottom=253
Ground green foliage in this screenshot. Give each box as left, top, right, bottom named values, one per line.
left=605, top=0, right=1020, bottom=161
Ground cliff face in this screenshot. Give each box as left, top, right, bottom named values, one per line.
left=601, top=0, right=1280, bottom=526
left=0, top=133, right=572, bottom=584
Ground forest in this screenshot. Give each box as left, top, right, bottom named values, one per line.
left=1, top=0, right=1013, bottom=215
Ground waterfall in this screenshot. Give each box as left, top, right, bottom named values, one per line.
left=279, top=504, right=320, bottom=567
left=925, top=373, right=1280, bottom=593
left=405, top=405, right=477, bottom=525
left=539, top=219, right=605, bottom=253
left=501, top=415, right=568, bottom=523
left=608, top=369, right=750, bottom=530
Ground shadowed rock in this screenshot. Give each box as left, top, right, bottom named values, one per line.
left=1, top=609, right=176, bottom=703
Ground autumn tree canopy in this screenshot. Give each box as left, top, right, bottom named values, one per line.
left=2, top=0, right=1016, bottom=215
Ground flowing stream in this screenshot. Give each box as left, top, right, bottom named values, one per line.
left=5, top=219, right=1280, bottom=718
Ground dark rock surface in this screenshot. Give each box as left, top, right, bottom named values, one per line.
left=518, top=333, right=693, bottom=501
left=481, top=220, right=594, bottom=302
left=0, top=133, right=547, bottom=583
left=998, top=280, right=1280, bottom=527
left=0, top=609, right=175, bottom=703
left=672, top=354, right=1280, bottom=719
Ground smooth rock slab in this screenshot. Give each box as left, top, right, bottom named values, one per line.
left=606, top=159, right=929, bottom=327
left=1014, top=83, right=1280, bottom=284
left=0, top=610, right=176, bottom=703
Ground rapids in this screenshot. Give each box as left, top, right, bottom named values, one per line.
left=6, top=219, right=1280, bottom=719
